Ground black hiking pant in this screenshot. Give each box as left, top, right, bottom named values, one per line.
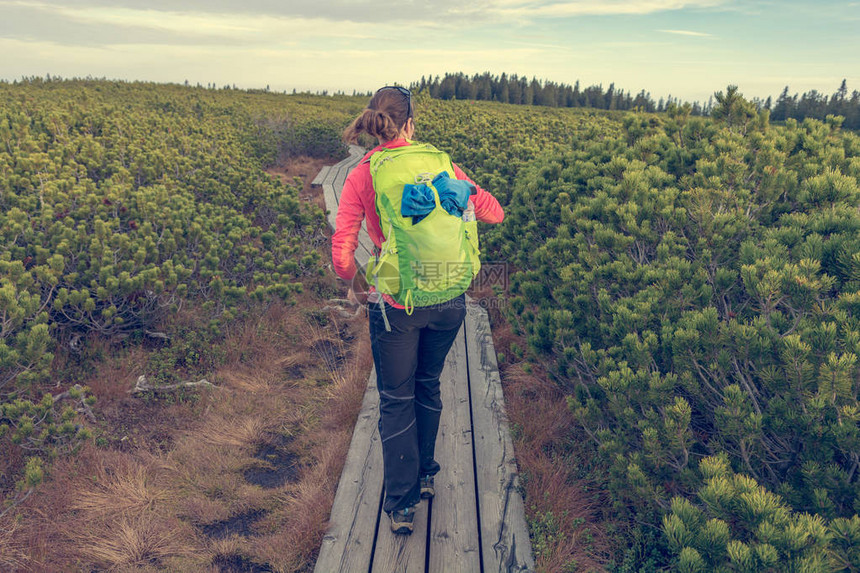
left=368, top=294, right=467, bottom=514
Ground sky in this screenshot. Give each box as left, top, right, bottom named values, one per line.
left=0, top=0, right=858, bottom=104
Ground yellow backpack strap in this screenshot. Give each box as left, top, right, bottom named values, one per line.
left=404, top=290, right=414, bottom=316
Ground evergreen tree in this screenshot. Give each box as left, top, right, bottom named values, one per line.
left=711, top=85, right=757, bottom=130
left=439, top=74, right=456, bottom=99
left=509, top=74, right=522, bottom=105
left=529, top=77, right=542, bottom=106
left=523, top=79, right=534, bottom=106
left=499, top=74, right=511, bottom=104
left=477, top=73, right=493, bottom=101
left=572, top=80, right=582, bottom=107
left=606, top=82, right=617, bottom=110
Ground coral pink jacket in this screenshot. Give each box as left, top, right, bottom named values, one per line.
left=331, top=139, right=504, bottom=303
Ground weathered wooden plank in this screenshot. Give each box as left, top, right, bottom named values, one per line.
left=429, top=325, right=482, bottom=572
left=321, top=152, right=363, bottom=231
left=358, top=227, right=374, bottom=250
left=311, top=164, right=332, bottom=188
left=318, top=145, right=364, bottom=194
left=354, top=242, right=372, bottom=272
left=330, top=144, right=363, bottom=175
left=313, top=369, right=385, bottom=573
left=325, top=164, right=341, bottom=191
left=465, top=301, right=535, bottom=573
left=333, top=165, right=349, bottom=205
left=321, top=155, right=374, bottom=263
left=323, top=181, right=339, bottom=230
left=355, top=222, right=375, bottom=268
left=346, top=143, right=365, bottom=165
left=324, top=164, right=340, bottom=184
left=318, top=144, right=365, bottom=230
left=370, top=487, right=429, bottom=573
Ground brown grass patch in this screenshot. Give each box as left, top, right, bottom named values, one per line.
left=76, top=511, right=189, bottom=570
left=70, top=451, right=169, bottom=518
left=12, top=299, right=372, bottom=572
left=278, top=327, right=371, bottom=560
left=266, top=155, right=332, bottom=212
left=82, top=344, right=149, bottom=403
left=0, top=518, right=29, bottom=572
left=7, top=446, right=188, bottom=571
left=195, top=413, right=272, bottom=450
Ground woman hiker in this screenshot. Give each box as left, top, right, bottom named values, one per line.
left=331, top=86, right=504, bottom=534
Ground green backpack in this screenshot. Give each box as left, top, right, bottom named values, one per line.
left=366, top=142, right=480, bottom=315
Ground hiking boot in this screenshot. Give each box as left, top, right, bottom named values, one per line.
left=420, top=475, right=435, bottom=499
left=389, top=506, right=415, bottom=535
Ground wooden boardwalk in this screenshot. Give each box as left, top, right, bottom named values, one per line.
left=313, top=144, right=375, bottom=269
left=314, top=146, right=534, bottom=573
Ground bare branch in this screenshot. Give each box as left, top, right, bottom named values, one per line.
left=129, top=375, right=216, bottom=394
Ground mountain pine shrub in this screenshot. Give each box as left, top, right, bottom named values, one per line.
left=483, top=98, right=860, bottom=567
left=0, top=79, right=358, bottom=475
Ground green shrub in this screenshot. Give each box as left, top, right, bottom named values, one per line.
left=663, top=455, right=860, bottom=572
left=0, top=79, right=360, bottom=492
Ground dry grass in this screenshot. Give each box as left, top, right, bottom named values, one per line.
left=0, top=437, right=24, bottom=497
left=194, top=413, right=272, bottom=449
left=76, top=511, right=189, bottom=570
left=83, top=344, right=149, bottom=403
left=10, top=296, right=372, bottom=572
left=70, top=452, right=169, bottom=518
left=0, top=518, right=29, bottom=571
left=6, top=447, right=185, bottom=571
left=249, top=315, right=372, bottom=572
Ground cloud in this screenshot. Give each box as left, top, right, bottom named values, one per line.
left=1, top=1, right=417, bottom=42
left=599, top=41, right=672, bottom=47
left=658, top=29, right=713, bottom=36
left=0, top=0, right=472, bottom=25
left=0, top=0, right=730, bottom=26
left=461, top=0, right=728, bottom=19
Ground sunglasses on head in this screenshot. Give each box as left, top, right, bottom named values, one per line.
left=376, top=85, right=413, bottom=119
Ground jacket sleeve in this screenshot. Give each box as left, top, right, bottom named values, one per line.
left=331, top=170, right=366, bottom=281
left=453, top=163, right=504, bottom=224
